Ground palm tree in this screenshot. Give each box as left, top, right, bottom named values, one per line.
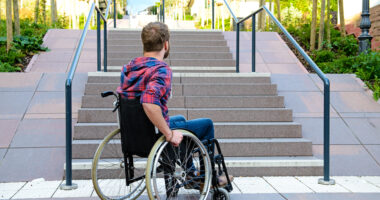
left=6, top=0, right=12, bottom=52
left=34, top=0, right=39, bottom=23
left=326, top=0, right=331, bottom=46
left=310, top=0, right=318, bottom=51
left=276, top=0, right=281, bottom=22
left=338, top=0, right=345, bottom=36
left=13, top=0, right=20, bottom=36
left=318, top=0, right=326, bottom=50
left=51, top=0, right=57, bottom=24
left=258, top=0, right=265, bottom=30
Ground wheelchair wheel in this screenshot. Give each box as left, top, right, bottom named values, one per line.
left=212, top=188, right=230, bottom=200
left=92, top=129, right=146, bottom=200
left=145, top=130, right=212, bottom=199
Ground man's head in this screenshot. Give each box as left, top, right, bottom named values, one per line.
left=141, top=22, right=170, bottom=59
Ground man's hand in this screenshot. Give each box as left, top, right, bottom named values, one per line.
left=169, top=130, right=183, bottom=147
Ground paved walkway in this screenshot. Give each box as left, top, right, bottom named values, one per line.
left=2, top=176, right=380, bottom=199
left=1, top=29, right=380, bottom=199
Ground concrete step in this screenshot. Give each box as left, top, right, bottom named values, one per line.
left=108, top=29, right=223, bottom=34
left=84, top=83, right=277, bottom=96
left=108, top=58, right=235, bottom=67
left=107, top=66, right=236, bottom=73
left=108, top=39, right=227, bottom=46
left=77, top=108, right=293, bottom=123
left=87, top=72, right=271, bottom=84
left=108, top=52, right=233, bottom=59
left=81, top=95, right=285, bottom=108
left=108, top=33, right=226, bottom=40
left=71, top=138, right=312, bottom=159
left=69, top=156, right=323, bottom=178
left=107, top=45, right=231, bottom=52
left=74, top=122, right=302, bottom=140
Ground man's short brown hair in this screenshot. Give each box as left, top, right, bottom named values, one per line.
left=141, top=22, right=170, bottom=52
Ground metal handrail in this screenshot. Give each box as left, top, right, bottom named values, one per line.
left=224, top=4, right=334, bottom=185
left=61, top=0, right=115, bottom=190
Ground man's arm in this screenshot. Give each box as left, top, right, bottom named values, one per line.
left=142, top=103, right=183, bottom=146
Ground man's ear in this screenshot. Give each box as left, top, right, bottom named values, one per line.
left=164, top=41, right=169, bottom=51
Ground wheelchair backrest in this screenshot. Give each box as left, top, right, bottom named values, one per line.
left=118, top=96, right=161, bottom=157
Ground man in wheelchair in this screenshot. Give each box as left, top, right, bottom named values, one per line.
left=116, top=22, right=233, bottom=196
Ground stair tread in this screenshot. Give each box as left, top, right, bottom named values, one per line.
left=72, top=138, right=311, bottom=144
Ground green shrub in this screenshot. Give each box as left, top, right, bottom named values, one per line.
left=0, top=61, right=21, bottom=72
left=331, top=35, right=359, bottom=57
left=13, top=36, right=48, bottom=54
left=312, top=50, right=335, bottom=64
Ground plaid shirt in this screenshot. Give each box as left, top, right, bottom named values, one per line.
left=116, top=57, right=172, bottom=125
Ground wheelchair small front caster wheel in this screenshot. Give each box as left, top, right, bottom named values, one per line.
left=212, top=188, right=230, bottom=200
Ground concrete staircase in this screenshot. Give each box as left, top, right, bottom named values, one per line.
left=69, top=29, right=323, bottom=179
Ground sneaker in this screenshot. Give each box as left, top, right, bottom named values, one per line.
left=217, top=175, right=234, bottom=187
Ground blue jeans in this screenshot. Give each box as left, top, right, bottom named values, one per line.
left=169, top=115, right=215, bottom=142
left=169, top=115, right=215, bottom=174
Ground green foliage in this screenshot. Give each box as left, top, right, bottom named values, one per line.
left=330, top=35, right=359, bottom=57
left=0, top=46, right=25, bottom=66
left=0, top=62, right=21, bottom=72
left=311, top=50, right=335, bottom=63
left=287, top=23, right=311, bottom=50
left=319, top=52, right=380, bottom=100
left=185, top=15, right=194, bottom=21
left=13, top=36, right=48, bottom=54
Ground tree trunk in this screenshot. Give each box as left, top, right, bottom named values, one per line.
left=41, top=0, right=46, bottom=24
left=276, top=0, right=281, bottom=22
left=258, top=0, right=265, bottom=30
left=1, top=0, right=2, bottom=20
left=6, top=0, right=12, bottom=52
left=34, top=0, right=39, bottom=23
left=338, top=0, right=345, bottom=36
left=326, top=0, right=331, bottom=46
left=318, top=0, right=326, bottom=50
left=51, top=0, right=57, bottom=24
left=13, top=0, right=20, bottom=36
left=310, top=0, right=318, bottom=51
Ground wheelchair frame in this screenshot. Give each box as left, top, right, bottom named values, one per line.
left=91, top=91, right=232, bottom=199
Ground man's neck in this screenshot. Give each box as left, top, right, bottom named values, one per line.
left=143, top=51, right=164, bottom=61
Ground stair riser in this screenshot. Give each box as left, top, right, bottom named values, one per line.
left=69, top=166, right=323, bottom=179
left=108, top=59, right=235, bottom=67
left=109, top=35, right=226, bottom=40
left=108, top=52, right=233, bottom=59
left=87, top=76, right=271, bottom=84
left=72, top=140, right=312, bottom=159
left=108, top=40, right=227, bottom=46
left=107, top=46, right=231, bottom=52
left=74, top=124, right=302, bottom=140
left=84, top=83, right=277, bottom=96
left=81, top=95, right=285, bottom=108
left=77, top=109, right=293, bottom=123
left=109, top=31, right=223, bottom=35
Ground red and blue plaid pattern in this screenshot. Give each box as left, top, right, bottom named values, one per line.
left=116, top=57, right=172, bottom=125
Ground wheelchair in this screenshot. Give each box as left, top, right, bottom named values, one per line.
left=91, top=91, right=233, bottom=200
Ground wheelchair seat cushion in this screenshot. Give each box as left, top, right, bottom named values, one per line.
left=119, top=96, right=162, bottom=157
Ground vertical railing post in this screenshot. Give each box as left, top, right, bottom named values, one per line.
left=60, top=82, right=77, bottom=190
left=163, top=0, right=165, bottom=23
left=212, top=0, right=215, bottom=29
left=113, top=0, right=116, bottom=28
left=97, top=11, right=101, bottom=72
left=236, top=22, right=240, bottom=73
left=318, top=80, right=335, bottom=185
left=252, top=15, right=256, bottom=72
left=104, top=19, right=108, bottom=72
